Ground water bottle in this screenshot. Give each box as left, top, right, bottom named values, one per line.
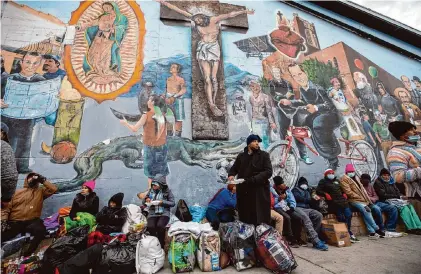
left=211, top=253, right=220, bottom=271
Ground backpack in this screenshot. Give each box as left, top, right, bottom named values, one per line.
left=254, top=224, right=297, bottom=274
left=197, top=231, right=221, bottom=272
left=175, top=200, right=192, bottom=222
left=219, top=221, right=256, bottom=271
left=136, top=235, right=165, bottom=274
left=168, top=233, right=196, bottom=273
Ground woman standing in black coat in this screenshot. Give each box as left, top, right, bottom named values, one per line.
left=228, top=134, right=273, bottom=226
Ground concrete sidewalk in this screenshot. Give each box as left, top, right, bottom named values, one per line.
left=160, top=235, right=421, bottom=274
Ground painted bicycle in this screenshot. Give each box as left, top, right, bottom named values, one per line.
left=268, top=105, right=377, bottom=188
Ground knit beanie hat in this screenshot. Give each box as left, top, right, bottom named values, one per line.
left=273, top=176, right=284, bottom=186
left=109, top=192, right=124, bottom=208
left=345, top=164, right=355, bottom=173
left=297, top=177, right=308, bottom=186
left=324, top=169, right=334, bottom=177
left=83, top=180, right=96, bottom=191
left=246, top=134, right=262, bottom=145
left=388, top=121, right=416, bottom=140
left=380, top=168, right=391, bottom=176
left=360, top=173, right=371, bottom=181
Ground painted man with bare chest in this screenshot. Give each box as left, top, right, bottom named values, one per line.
left=157, top=0, right=254, bottom=117
left=165, top=63, right=187, bottom=137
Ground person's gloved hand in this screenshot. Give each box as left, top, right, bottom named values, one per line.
left=364, top=206, right=371, bottom=212
left=343, top=193, right=348, bottom=199
left=325, top=193, right=332, bottom=201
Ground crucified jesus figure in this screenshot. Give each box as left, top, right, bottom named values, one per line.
left=157, top=0, right=254, bottom=116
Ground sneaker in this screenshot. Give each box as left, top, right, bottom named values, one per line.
left=368, top=233, right=380, bottom=240
left=288, top=240, right=300, bottom=248
left=350, top=235, right=360, bottom=243
left=298, top=239, right=308, bottom=246
left=313, top=241, right=329, bottom=251
left=376, top=230, right=386, bottom=238
left=300, top=155, right=314, bottom=165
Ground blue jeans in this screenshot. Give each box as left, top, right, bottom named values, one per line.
left=336, top=206, right=353, bottom=235
left=375, top=201, right=398, bottom=231
left=350, top=202, right=379, bottom=233
left=369, top=204, right=385, bottom=231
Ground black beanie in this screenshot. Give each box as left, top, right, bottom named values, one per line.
left=297, top=177, right=308, bottom=186
left=379, top=168, right=391, bottom=176
left=246, top=134, right=262, bottom=145
left=388, top=121, right=416, bottom=140
left=273, top=176, right=284, bottom=186
left=360, top=173, right=371, bottom=181
left=109, top=192, right=124, bottom=208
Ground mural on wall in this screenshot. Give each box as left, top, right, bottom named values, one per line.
left=65, top=0, right=146, bottom=102
left=1, top=1, right=420, bottom=216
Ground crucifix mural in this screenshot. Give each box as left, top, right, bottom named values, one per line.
left=158, top=0, right=254, bottom=140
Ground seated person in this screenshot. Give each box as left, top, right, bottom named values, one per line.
left=374, top=168, right=421, bottom=234
left=271, top=176, right=301, bottom=247
left=270, top=191, right=284, bottom=237
left=143, top=175, right=175, bottom=248
left=361, top=172, right=400, bottom=236
left=69, top=180, right=99, bottom=220
left=340, top=164, right=385, bottom=239
left=1, top=173, right=57, bottom=256
left=87, top=193, right=128, bottom=247
left=63, top=180, right=99, bottom=233
left=206, top=184, right=237, bottom=230
left=317, top=169, right=359, bottom=243
left=292, top=177, right=324, bottom=241
left=274, top=177, right=328, bottom=251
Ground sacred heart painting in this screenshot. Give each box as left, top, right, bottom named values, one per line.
left=64, top=0, right=145, bottom=103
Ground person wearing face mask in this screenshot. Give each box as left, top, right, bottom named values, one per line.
left=340, top=164, right=385, bottom=239
left=387, top=121, right=421, bottom=217
left=292, top=177, right=326, bottom=247
left=374, top=169, right=421, bottom=234
left=228, top=134, right=273, bottom=226
left=1, top=172, right=57, bottom=256
left=317, top=169, right=359, bottom=243
left=361, top=173, right=400, bottom=236
left=274, top=177, right=328, bottom=251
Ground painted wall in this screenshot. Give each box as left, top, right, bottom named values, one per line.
left=1, top=0, right=420, bottom=217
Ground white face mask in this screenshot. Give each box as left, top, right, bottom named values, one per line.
left=300, top=184, right=308, bottom=190
left=327, top=174, right=335, bottom=180
left=347, top=172, right=355, bottom=177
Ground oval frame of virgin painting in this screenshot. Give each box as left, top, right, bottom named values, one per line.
left=64, top=0, right=145, bottom=103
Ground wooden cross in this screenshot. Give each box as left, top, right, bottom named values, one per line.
left=158, top=0, right=252, bottom=140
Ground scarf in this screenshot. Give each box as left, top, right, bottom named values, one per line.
left=149, top=189, right=164, bottom=214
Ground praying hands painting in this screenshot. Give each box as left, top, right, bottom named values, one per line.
left=64, top=0, right=146, bottom=103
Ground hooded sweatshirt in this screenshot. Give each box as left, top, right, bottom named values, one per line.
left=208, top=188, right=236, bottom=211
left=1, top=173, right=57, bottom=221
left=143, top=178, right=175, bottom=218
left=292, top=177, right=311, bottom=208
left=96, top=193, right=128, bottom=234
left=69, top=191, right=99, bottom=219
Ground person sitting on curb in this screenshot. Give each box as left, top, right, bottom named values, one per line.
left=292, top=177, right=325, bottom=242
left=1, top=173, right=57, bottom=256
left=387, top=121, right=421, bottom=217
left=317, top=169, right=359, bottom=243
left=69, top=180, right=100, bottom=220
left=144, top=175, right=175, bottom=248
left=361, top=172, right=401, bottom=237
left=274, top=177, right=329, bottom=251
left=87, top=193, right=128, bottom=247
left=270, top=189, right=285, bottom=237
left=206, top=184, right=237, bottom=230
left=374, top=168, right=421, bottom=234
left=340, top=164, right=385, bottom=239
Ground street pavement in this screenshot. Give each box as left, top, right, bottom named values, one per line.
left=159, top=234, right=421, bottom=274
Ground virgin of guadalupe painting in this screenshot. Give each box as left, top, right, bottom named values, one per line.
left=64, top=0, right=146, bottom=103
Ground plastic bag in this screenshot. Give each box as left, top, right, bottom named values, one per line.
left=175, top=200, right=192, bottom=222
left=189, top=205, right=207, bottom=223
left=41, top=225, right=90, bottom=274
left=98, top=241, right=136, bottom=274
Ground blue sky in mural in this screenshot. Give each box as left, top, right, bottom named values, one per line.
left=18, top=0, right=420, bottom=80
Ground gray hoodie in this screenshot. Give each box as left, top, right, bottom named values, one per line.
left=1, top=140, right=18, bottom=202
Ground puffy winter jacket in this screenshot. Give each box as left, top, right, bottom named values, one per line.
left=69, top=192, right=99, bottom=219
left=96, top=193, right=128, bottom=235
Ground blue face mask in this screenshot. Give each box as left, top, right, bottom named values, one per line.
left=406, top=135, right=420, bottom=143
